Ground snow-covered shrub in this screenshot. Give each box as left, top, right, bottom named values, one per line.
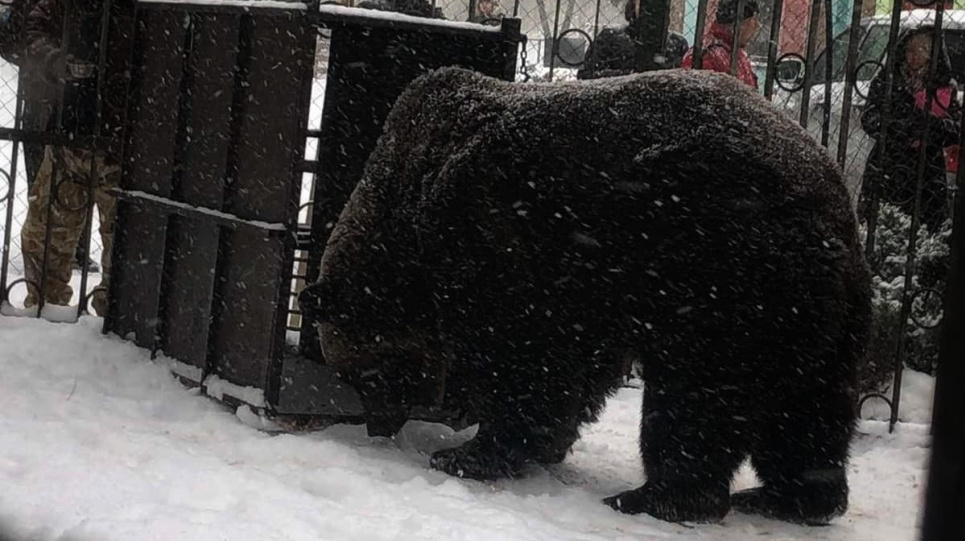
left=859, top=203, right=949, bottom=392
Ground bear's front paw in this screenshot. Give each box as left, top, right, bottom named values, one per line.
left=603, top=486, right=652, bottom=515
left=429, top=439, right=524, bottom=480
left=604, top=482, right=730, bottom=523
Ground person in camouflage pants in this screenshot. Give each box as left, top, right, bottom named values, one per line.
left=19, top=0, right=119, bottom=314
left=21, top=147, right=119, bottom=313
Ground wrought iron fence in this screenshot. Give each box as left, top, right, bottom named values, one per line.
left=0, top=0, right=959, bottom=431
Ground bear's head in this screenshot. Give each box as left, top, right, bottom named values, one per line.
left=299, top=179, right=453, bottom=437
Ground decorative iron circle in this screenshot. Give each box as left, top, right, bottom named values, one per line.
left=4, top=277, right=39, bottom=308
left=53, top=175, right=92, bottom=213
left=0, top=166, right=13, bottom=202
left=553, top=28, right=593, bottom=68
left=910, top=286, right=944, bottom=329
left=774, top=53, right=807, bottom=93
left=858, top=393, right=894, bottom=419
left=853, top=60, right=884, bottom=100
left=907, top=0, right=939, bottom=8
left=82, top=286, right=107, bottom=316
left=298, top=200, right=314, bottom=225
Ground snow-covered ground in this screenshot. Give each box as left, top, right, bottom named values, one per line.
left=0, top=316, right=935, bottom=541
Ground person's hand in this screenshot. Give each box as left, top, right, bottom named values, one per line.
left=66, top=59, right=95, bottom=79
left=44, top=48, right=95, bottom=82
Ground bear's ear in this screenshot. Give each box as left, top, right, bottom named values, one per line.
left=298, top=279, right=336, bottom=322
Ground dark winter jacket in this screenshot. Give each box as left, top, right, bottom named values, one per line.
left=577, top=20, right=688, bottom=80
left=859, top=26, right=961, bottom=231
left=0, top=0, right=36, bottom=66
left=681, top=22, right=757, bottom=89
left=0, top=0, right=57, bottom=182
left=26, top=0, right=105, bottom=138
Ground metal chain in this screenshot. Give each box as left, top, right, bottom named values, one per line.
left=519, top=34, right=530, bottom=82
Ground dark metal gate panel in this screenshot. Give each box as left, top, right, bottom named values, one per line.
left=158, top=14, right=240, bottom=373
left=211, top=13, right=316, bottom=392
left=276, top=9, right=520, bottom=416
left=106, top=2, right=315, bottom=401
left=107, top=8, right=185, bottom=347
left=298, top=11, right=520, bottom=360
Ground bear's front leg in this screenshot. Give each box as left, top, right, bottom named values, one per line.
left=429, top=429, right=528, bottom=480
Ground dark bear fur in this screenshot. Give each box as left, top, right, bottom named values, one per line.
left=300, top=67, right=872, bottom=525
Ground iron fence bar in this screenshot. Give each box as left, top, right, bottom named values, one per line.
left=820, top=0, right=833, bottom=147
left=591, top=0, right=602, bottom=39
left=547, top=0, right=564, bottom=80
left=0, top=129, right=105, bottom=147
left=149, top=11, right=200, bottom=359
left=835, top=0, right=866, bottom=167
left=888, top=2, right=948, bottom=433
left=104, top=0, right=143, bottom=326
left=77, top=0, right=116, bottom=317
left=762, top=0, right=785, bottom=100
left=271, top=9, right=319, bottom=395
left=33, top=3, right=76, bottom=318
left=798, top=0, right=822, bottom=129
left=864, top=0, right=907, bottom=262
left=468, top=0, right=477, bottom=22
left=297, top=45, right=329, bottom=345
left=729, top=0, right=745, bottom=77
left=691, top=0, right=709, bottom=69
left=512, top=0, right=520, bottom=17
left=204, top=13, right=257, bottom=383
left=0, top=72, right=26, bottom=304
left=312, top=9, right=501, bottom=35
left=140, top=1, right=309, bottom=17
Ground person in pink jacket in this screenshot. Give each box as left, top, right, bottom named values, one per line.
left=682, top=0, right=761, bottom=89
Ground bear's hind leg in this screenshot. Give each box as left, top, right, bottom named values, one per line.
left=734, top=381, right=854, bottom=525
left=605, top=380, right=748, bottom=523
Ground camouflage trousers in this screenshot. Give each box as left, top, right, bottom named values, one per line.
left=21, top=146, right=120, bottom=314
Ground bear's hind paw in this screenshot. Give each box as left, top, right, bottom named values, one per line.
left=731, top=485, right=847, bottom=526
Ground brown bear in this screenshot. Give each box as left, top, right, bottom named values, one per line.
left=300, top=67, right=871, bottom=525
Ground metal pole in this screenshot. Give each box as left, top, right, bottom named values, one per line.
left=820, top=0, right=834, bottom=147
left=835, top=0, right=866, bottom=167
left=692, top=0, right=710, bottom=69
left=763, top=0, right=786, bottom=100
left=547, top=0, right=563, bottom=80
left=592, top=0, right=602, bottom=39
left=76, top=0, right=116, bottom=317
left=799, top=0, right=823, bottom=128
left=729, top=0, right=746, bottom=77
